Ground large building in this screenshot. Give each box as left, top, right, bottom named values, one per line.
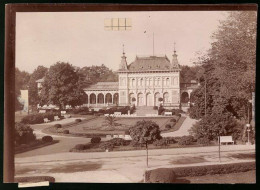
left=83, top=48, right=198, bottom=109
left=36, top=48, right=199, bottom=110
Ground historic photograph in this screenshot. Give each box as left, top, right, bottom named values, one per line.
left=14, top=10, right=256, bottom=183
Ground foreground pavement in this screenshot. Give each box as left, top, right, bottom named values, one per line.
left=15, top=144, right=255, bottom=183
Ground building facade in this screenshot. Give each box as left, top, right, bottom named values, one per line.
left=36, top=49, right=199, bottom=110
left=84, top=49, right=194, bottom=109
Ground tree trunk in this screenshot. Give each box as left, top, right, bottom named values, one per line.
left=146, top=142, right=148, bottom=168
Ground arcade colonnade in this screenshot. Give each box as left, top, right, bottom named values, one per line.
left=129, top=91, right=171, bottom=107
left=84, top=91, right=119, bottom=107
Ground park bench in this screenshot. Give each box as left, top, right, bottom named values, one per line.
left=113, top=134, right=119, bottom=138
left=219, top=136, right=234, bottom=145
left=104, top=114, right=109, bottom=117
left=43, top=118, right=50, bottom=123
left=164, top=112, right=172, bottom=116
left=64, top=114, right=71, bottom=118
left=54, top=116, right=60, bottom=121
left=114, top=112, right=122, bottom=116
left=106, top=135, right=112, bottom=139
left=124, top=135, right=132, bottom=140
left=61, top=111, right=66, bottom=116
left=39, top=110, right=46, bottom=113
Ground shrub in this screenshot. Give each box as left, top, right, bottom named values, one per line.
left=15, top=123, right=36, bottom=145
left=170, top=118, right=176, bottom=122
left=63, top=130, right=69, bottom=134
left=74, top=144, right=86, bottom=150
left=75, top=119, right=82, bottom=123
left=158, top=106, right=165, bottom=115
left=153, top=139, right=167, bottom=146
left=91, top=137, right=101, bottom=144
left=197, top=137, right=211, bottom=145
left=54, top=124, right=62, bottom=128
left=21, top=114, right=44, bottom=124
left=178, top=135, right=195, bottom=146
left=170, top=121, right=176, bottom=128
left=99, top=142, right=114, bottom=150
left=145, top=162, right=256, bottom=182
left=165, top=124, right=172, bottom=129
left=42, top=136, right=53, bottom=143
left=148, top=168, right=177, bottom=183
left=177, top=113, right=181, bottom=117
left=164, top=137, right=177, bottom=144
left=109, top=138, right=129, bottom=146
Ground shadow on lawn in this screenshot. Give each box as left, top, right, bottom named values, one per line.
left=229, top=153, right=255, bottom=160
left=48, top=161, right=102, bottom=173
left=170, top=156, right=207, bottom=165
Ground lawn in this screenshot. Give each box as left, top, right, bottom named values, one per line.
left=67, top=116, right=174, bottom=135
left=182, top=170, right=256, bottom=184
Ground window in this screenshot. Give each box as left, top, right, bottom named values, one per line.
left=132, top=78, right=135, bottom=87
left=166, top=78, right=170, bottom=86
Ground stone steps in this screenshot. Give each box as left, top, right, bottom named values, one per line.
left=135, top=106, right=158, bottom=116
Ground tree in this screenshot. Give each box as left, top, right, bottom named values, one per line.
left=129, top=120, right=161, bottom=167
left=15, top=68, right=30, bottom=111
left=189, top=11, right=256, bottom=142
left=104, top=115, right=119, bottom=130
left=78, top=64, right=118, bottom=88
left=28, top=66, right=48, bottom=110
left=39, top=62, right=86, bottom=109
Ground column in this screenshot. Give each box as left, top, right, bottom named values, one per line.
left=103, top=92, right=106, bottom=106
left=87, top=93, right=90, bottom=107
left=95, top=93, right=97, bottom=107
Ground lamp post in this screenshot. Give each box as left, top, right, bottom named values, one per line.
left=246, top=124, right=251, bottom=145
left=246, top=100, right=252, bottom=145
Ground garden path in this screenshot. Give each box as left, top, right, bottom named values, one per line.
left=161, top=114, right=198, bottom=137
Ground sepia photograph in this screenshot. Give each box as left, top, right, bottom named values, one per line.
left=7, top=5, right=256, bottom=184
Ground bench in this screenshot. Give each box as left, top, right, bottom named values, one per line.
left=43, top=118, right=50, bottom=123
left=39, top=110, right=46, bottom=113
left=124, top=135, right=132, bottom=140
left=54, top=116, right=60, bottom=121
left=219, top=136, right=234, bottom=145
left=114, top=112, right=122, bottom=116
left=164, top=112, right=172, bottom=116
left=61, top=111, right=66, bottom=116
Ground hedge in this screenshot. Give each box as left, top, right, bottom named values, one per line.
left=15, top=123, right=36, bottom=145
left=91, top=137, right=101, bottom=144
left=145, top=162, right=256, bottom=182
left=21, top=112, right=62, bottom=124
left=54, top=124, right=62, bottom=128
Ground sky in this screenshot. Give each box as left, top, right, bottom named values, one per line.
left=16, top=11, right=228, bottom=73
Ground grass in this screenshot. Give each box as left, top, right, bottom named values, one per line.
left=48, top=161, right=102, bottom=173
left=229, top=153, right=255, bottom=160
left=15, top=140, right=59, bottom=154
left=183, top=170, right=256, bottom=184
left=170, top=156, right=207, bottom=165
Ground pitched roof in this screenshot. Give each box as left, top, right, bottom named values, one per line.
left=126, top=55, right=179, bottom=72
left=84, top=82, right=119, bottom=91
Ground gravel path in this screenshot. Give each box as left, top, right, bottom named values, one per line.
left=162, top=114, right=197, bottom=137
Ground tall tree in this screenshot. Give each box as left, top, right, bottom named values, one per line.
left=28, top=66, right=48, bottom=110
left=39, top=62, right=86, bottom=109
left=129, top=120, right=161, bottom=167
left=15, top=68, right=30, bottom=111
left=189, top=11, right=256, bottom=141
